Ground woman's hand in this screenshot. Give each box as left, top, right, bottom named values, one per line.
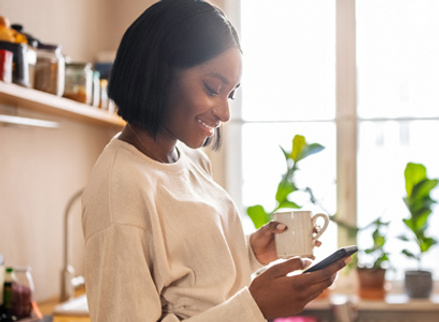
left=249, top=221, right=287, bottom=265
left=249, top=256, right=350, bottom=319
left=250, top=221, right=322, bottom=265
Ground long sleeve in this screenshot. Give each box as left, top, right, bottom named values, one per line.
left=84, top=224, right=266, bottom=322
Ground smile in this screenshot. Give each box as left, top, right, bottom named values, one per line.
left=196, top=118, right=219, bottom=131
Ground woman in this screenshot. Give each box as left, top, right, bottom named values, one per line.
left=82, top=1, right=350, bottom=321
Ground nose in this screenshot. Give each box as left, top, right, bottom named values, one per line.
left=213, top=99, right=230, bottom=123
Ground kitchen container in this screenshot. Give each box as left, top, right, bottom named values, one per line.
left=10, top=24, right=38, bottom=87
left=13, top=266, right=34, bottom=319
left=63, top=62, right=93, bottom=104
left=0, top=49, right=13, bottom=82
left=99, top=78, right=109, bottom=110
left=91, top=70, right=100, bottom=107
left=34, top=43, right=65, bottom=96
left=0, top=40, right=30, bottom=87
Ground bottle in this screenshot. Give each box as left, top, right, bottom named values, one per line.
left=1, top=267, right=17, bottom=321
left=0, top=255, right=4, bottom=307
left=99, top=79, right=109, bottom=110
left=13, top=267, right=34, bottom=319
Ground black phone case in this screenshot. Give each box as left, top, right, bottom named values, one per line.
left=303, top=245, right=358, bottom=273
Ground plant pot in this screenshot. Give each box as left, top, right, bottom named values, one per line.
left=404, top=270, right=432, bottom=299
left=357, top=267, right=387, bottom=300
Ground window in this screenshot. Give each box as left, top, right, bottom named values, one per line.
left=230, top=0, right=439, bottom=279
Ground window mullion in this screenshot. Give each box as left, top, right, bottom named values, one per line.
left=336, top=0, right=358, bottom=246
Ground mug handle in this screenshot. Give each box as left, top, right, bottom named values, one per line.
left=312, top=213, right=329, bottom=242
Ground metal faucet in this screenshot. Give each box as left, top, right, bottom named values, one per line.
left=60, top=188, right=85, bottom=302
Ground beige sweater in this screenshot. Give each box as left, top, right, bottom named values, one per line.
left=82, top=136, right=266, bottom=321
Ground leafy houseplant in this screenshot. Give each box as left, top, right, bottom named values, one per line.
left=245, top=134, right=393, bottom=299
left=355, top=218, right=391, bottom=299
left=399, top=162, right=438, bottom=298
left=246, top=134, right=324, bottom=228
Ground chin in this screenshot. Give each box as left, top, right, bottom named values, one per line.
left=181, top=138, right=206, bottom=150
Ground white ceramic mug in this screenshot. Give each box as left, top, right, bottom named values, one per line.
left=274, top=210, right=329, bottom=258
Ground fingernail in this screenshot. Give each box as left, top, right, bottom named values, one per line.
left=276, top=223, right=287, bottom=230
left=344, top=257, right=352, bottom=265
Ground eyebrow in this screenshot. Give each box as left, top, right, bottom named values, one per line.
left=208, top=72, right=230, bottom=85
left=208, top=72, right=241, bottom=89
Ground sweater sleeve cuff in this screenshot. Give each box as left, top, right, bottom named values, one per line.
left=230, top=287, right=267, bottom=322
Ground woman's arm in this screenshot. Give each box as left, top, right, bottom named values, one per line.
left=84, top=224, right=267, bottom=322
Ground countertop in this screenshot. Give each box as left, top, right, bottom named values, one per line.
left=37, top=288, right=90, bottom=322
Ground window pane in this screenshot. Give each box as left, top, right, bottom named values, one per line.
left=357, top=120, right=439, bottom=278
left=357, top=0, right=439, bottom=118
left=241, top=122, right=337, bottom=259
left=240, top=0, right=336, bottom=121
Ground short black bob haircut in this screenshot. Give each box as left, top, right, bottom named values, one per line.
left=108, top=0, right=241, bottom=149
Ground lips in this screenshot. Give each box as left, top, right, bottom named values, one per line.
left=196, top=117, right=219, bottom=136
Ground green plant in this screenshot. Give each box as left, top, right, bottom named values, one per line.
left=246, top=134, right=324, bottom=228
left=399, top=162, right=438, bottom=269
left=358, top=217, right=391, bottom=269
left=245, top=134, right=391, bottom=270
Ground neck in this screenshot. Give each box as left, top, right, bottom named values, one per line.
left=119, top=123, right=178, bottom=163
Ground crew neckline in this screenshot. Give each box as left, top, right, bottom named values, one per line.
left=113, top=134, right=187, bottom=172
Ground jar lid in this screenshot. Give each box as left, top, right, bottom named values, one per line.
left=66, top=62, right=92, bottom=69
left=37, top=43, right=61, bottom=52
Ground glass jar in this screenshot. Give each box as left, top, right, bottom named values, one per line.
left=91, top=70, right=100, bottom=107
left=63, top=62, right=93, bottom=104
left=13, top=266, right=34, bottom=319
left=99, top=79, right=109, bottom=110
left=34, top=43, right=65, bottom=96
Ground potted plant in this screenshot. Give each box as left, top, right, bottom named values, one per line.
left=355, top=217, right=391, bottom=299
left=246, top=135, right=392, bottom=299
left=398, top=162, right=438, bottom=298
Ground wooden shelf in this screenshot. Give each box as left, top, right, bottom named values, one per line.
left=0, top=82, right=125, bottom=128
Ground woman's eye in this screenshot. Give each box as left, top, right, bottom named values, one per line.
left=204, top=83, right=219, bottom=96
left=228, top=91, right=236, bottom=100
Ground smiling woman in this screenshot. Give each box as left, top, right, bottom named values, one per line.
left=81, top=1, right=351, bottom=321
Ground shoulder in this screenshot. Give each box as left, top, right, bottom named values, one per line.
left=179, top=143, right=213, bottom=176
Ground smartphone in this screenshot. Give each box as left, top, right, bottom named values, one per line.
left=302, top=245, right=358, bottom=273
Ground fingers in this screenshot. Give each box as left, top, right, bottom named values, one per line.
left=302, top=257, right=349, bottom=284
left=263, top=220, right=287, bottom=233
left=264, top=257, right=310, bottom=278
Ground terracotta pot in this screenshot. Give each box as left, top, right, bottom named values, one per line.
left=357, top=267, right=387, bottom=300
left=405, top=270, right=432, bottom=299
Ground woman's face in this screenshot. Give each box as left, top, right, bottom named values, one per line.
left=163, top=47, right=242, bottom=149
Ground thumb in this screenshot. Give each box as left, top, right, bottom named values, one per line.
left=265, top=257, right=308, bottom=278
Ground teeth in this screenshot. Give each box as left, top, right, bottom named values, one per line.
left=197, top=118, right=215, bottom=129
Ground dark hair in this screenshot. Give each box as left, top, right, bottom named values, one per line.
left=108, top=0, right=241, bottom=149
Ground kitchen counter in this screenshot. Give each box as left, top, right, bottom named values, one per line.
left=37, top=288, right=90, bottom=322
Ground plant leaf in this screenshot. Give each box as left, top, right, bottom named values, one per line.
left=300, top=143, right=325, bottom=161
left=402, top=249, right=417, bottom=259
left=290, top=135, right=306, bottom=162
left=420, top=237, right=438, bottom=253
left=277, top=200, right=301, bottom=210
left=246, top=205, right=271, bottom=229
left=404, top=163, right=427, bottom=197
left=275, top=180, right=296, bottom=203
left=398, top=234, right=410, bottom=241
